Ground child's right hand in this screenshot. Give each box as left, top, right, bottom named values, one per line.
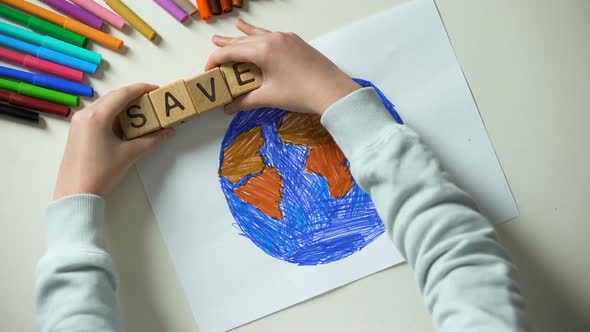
left=205, top=19, right=360, bottom=115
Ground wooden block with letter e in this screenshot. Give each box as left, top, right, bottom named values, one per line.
left=149, top=80, right=198, bottom=128
left=185, top=68, right=233, bottom=114
left=118, top=94, right=162, bottom=139
left=220, top=62, right=263, bottom=98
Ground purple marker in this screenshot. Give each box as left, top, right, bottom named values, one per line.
left=154, top=0, right=189, bottom=23
left=42, top=0, right=104, bottom=30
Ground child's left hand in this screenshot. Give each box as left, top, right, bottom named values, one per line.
left=53, top=83, right=175, bottom=200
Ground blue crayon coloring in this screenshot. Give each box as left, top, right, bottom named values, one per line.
left=0, top=34, right=97, bottom=73
left=0, top=65, right=93, bottom=97
left=218, top=78, right=402, bottom=266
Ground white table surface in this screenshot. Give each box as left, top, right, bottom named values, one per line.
left=1, top=0, right=589, bottom=331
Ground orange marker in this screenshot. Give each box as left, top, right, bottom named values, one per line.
left=1, top=0, right=123, bottom=50
left=196, top=0, right=212, bottom=20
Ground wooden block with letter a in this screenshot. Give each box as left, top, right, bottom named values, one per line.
left=118, top=93, right=162, bottom=139
left=185, top=68, right=233, bottom=114
left=149, top=80, right=198, bottom=128
left=220, top=62, right=263, bottom=98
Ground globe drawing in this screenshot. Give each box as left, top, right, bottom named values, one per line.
left=218, top=79, right=400, bottom=266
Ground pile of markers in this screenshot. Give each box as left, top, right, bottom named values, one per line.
left=0, top=0, right=246, bottom=124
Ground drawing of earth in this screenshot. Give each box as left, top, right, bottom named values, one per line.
left=218, top=79, right=400, bottom=266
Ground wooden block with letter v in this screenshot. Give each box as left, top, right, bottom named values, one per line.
left=149, top=80, right=198, bottom=128
left=220, top=62, right=263, bottom=98
left=118, top=93, right=162, bottom=140
left=185, top=68, right=233, bottom=114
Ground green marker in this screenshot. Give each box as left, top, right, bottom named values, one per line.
left=0, top=21, right=101, bottom=65
left=0, top=4, right=87, bottom=47
left=0, top=78, right=79, bottom=107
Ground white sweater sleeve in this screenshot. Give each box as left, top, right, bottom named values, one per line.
left=36, top=194, right=120, bottom=332
left=321, top=87, right=529, bottom=332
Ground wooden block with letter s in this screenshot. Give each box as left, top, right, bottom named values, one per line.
left=149, top=80, right=198, bottom=128
left=118, top=93, right=162, bottom=140
left=220, top=62, right=263, bottom=98
left=185, top=68, right=233, bottom=114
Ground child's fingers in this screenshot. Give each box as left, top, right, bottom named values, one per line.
left=224, top=89, right=268, bottom=114
left=125, top=128, right=176, bottom=160
left=236, top=18, right=270, bottom=36
left=211, top=34, right=254, bottom=47
left=204, top=43, right=260, bottom=70
left=212, top=35, right=236, bottom=47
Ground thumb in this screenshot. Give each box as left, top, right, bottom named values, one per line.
left=125, top=128, right=176, bottom=160
left=224, top=89, right=269, bottom=115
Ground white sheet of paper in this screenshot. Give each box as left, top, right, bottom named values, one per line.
left=137, top=0, right=519, bottom=331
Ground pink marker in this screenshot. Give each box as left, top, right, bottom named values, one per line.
left=0, top=47, right=84, bottom=82
left=69, top=0, right=126, bottom=30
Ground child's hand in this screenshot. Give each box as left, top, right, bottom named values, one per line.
left=205, top=19, right=360, bottom=115
left=53, top=84, right=175, bottom=200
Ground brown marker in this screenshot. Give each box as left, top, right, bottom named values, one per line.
left=232, top=0, right=243, bottom=8
left=220, top=0, right=232, bottom=12
left=208, top=0, right=222, bottom=15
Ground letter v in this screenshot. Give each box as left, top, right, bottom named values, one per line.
left=197, top=77, right=217, bottom=103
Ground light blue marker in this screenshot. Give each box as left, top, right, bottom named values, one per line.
left=0, top=65, right=93, bottom=97
left=0, top=34, right=97, bottom=74
left=0, top=21, right=101, bottom=65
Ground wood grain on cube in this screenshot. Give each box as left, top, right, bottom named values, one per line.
left=185, top=68, right=233, bottom=114
left=118, top=93, right=162, bottom=140
left=149, top=80, right=198, bottom=128
left=220, top=62, right=263, bottom=98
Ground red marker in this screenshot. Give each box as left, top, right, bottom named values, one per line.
left=0, top=47, right=84, bottom=83
left=0, top=90, right=70, bottom=117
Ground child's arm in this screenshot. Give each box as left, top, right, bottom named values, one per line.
left=321, top=88, right=529, bottom=331
left=36, top=84, right=175, bottom=331
left=208, top=20, right=529, bottom=331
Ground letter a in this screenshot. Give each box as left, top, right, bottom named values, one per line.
left=165, top=92, right=185, bottom=117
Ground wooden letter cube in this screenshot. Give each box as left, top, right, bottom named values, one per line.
left=118, top=93, right=162, bottom=140
left=149, top=80, right=198, bottom=128
left=220, top=62, right=263, bottom=98
left=185, top=68, right=233, bottom=114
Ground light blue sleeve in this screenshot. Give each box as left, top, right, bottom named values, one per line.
left=321, top=87, right=529, bottom=332
left=36, top=194, right=120, bottom=332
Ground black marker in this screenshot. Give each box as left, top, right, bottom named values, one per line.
left=0, top=102, right=40, bottom=123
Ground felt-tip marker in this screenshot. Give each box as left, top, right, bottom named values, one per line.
left=0, top=21, right=101, bottom=65
left=1, top=0, right=124, bottom=50
left=0, top=4, right=87, bottom=47
left=0, top=102, right=39, bottom=123
left=42, top=0, right=104, bottom=30
left=196, top=0, right=212, bottom=20
left=0, top=77, right=79, bottom=106
left=0, top=34, right=98, bottom=74
left=0, top=90, right=70, bottom=117
left=154, top=0, right=189, bottom=23
left=0, top=47, right=84, bottom=82
left=0, top=66, right=93, bottom=97
left=69, top=0, right=126, bottom=30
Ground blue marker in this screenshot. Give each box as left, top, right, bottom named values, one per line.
left=0, top=21, right=101, bottom=65
left=0, top=65, right=93, bottom=97
left=0, top=34, right=97, bottom=74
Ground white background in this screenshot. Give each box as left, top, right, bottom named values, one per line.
left=1, top=0, right=589, bottom=331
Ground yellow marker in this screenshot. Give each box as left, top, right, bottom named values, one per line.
left=105, top=0, right=157, bottom=41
